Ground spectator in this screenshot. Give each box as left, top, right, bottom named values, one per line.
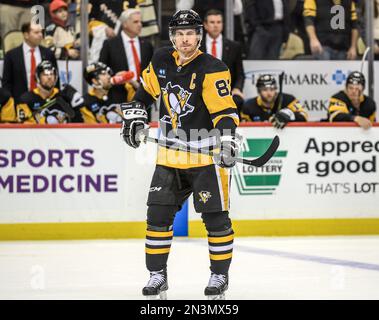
left=360, top=0, right=379, bottom=60
left=99, top=9, right=154, bottom=103
left=328, top=71, right=376, bottom=129
left=290, top=0, right=311, bottom=55
left=245, top=0, right=291, bottom=60
left=241, top=74, right=308, bottom=129
left=81, top=62, right=135, bottom=123
left=303, top=0, right=359, bottom=60
left=16, top=60, right=84, bottom=124
left=0, top=1, right=48, bottom=48
left=2, top=22, right=59, bottom=102
left=44, top=0, right=80, bottom=60
left=89, top=0, right=159, bottom=38
left=201, top=9, right=245, bottom=114
left=0, top=87, right=16, bottom=123
left=181, top=0, right=246, bottom=46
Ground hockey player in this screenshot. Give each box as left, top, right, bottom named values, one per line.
left=16, top=60, right=84, bottom=124
left=82, top=62, right=135, bottom=123
left=120, top=10, right=240, bottom=300
left=328, top=71, right=376, bottom=129
left=0, top=88, right=16, bottom=123
left=241, top=74, right=308, bottom=128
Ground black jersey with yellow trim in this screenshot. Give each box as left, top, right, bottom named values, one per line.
left=328, top=90, right=376, bottom=123
left=0, top=88, right=16, bottom=123
left=135, top=46, right=239, bottom=169
left=241, top=93, right=308, bottom=122
left=82, top=89, right=123, bottom=124
left=16, top=86, right=83, bottom=124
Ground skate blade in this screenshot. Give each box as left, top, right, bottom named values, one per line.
left=145, top=291, right=167, bottom=300
left=207, top=293, right=225, bottom=300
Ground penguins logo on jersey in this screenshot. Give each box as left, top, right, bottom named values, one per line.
left=199, top=191, right=212, bottom=204
left=39, top=108, right=68, bottom=124
left=161, top=82, right=195, bottom=129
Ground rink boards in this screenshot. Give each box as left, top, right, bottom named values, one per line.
left=0, top=123, right=379, bottom=240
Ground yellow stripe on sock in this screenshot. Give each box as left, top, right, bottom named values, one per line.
left=145, top=247, right=171, bottom=255
left=146, top=230, right=173, bottom=238
left=208, top=234, right=234, bottom=244
left=209, top=253, right=233, bottom=261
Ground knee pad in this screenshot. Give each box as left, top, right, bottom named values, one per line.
left=147, top=205, right=179, bottom=230
left=201, top=211, right=232, bottom=234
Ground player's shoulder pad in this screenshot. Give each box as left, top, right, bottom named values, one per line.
left=364, top=95, right=377, bottom=110
left=243, top=97, right=259, bottom=111
left=331, top=90, right=347, bottom=101
left=201, top=53, right=229, bottom=74
left=282, top=92, right=297, bottom=104
left=151, top=46, right=174, bottom=65
left=18, top=91, right=35, bottom=104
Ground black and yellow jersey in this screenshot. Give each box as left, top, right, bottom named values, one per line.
left=241, top=93, right=308, bottom=122
left=82, top=88, right=123, bottom=123
left=0, top=88, right=16, bottom=123
left=134, top=46, right=239, bottom=169
left=328, top=90, right=376, bottom=123
left=16, top=85, right=84, bottom=124
left=303, top=0, right=358, bottom=50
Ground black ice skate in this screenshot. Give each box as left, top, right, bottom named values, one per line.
left=204, top=273, right=228, bottom=300
left=142, top=269, right=168, bottom=300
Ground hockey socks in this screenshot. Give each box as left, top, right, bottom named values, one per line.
left=145, top=225, right=173, bottom=271
left=207, top=228, right=234, bottom=275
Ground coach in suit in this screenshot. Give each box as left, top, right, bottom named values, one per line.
left=200, top=9, right=245, bottom=112
left=2, top=22, right=59, bottom=102
left=99, top=8, right=154, bottom=103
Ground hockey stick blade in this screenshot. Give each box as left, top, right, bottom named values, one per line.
left=140, top=133, right=280, bottom=168
left=240, top=135, right=280, bottom=167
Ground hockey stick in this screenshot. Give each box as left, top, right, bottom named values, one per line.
left=138, top=133, right=280, bottom=167
left=277, top=71, right=285, bottom=111
left=360, top=47, right=370, bottom=73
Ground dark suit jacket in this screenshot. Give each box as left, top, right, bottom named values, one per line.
left=201, top=37, right=245, bottom=91
left=245, top=0, right=291, bottom=42
left=99, top=34, right=154, bottom=103
left=2, top=44, right=59, bottom=102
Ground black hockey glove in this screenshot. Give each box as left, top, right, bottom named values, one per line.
left=61, top=84, right=84, bottom=108
left=270, top=109, right=295, bottom=129
left=213, top=134, right=242, bottom=169
left=120, top=101, right=149, bottom=149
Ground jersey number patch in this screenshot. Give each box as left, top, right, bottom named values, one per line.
left=215, top=80, right=230, bottom=97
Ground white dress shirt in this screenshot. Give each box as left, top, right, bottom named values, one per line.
left=23, top=42, right=42, bottom=90
left=121, top=31, right=141, bottom=81
left=272, top=0, right=284, bottom=21
left=205, top=33, right=223, bottom=61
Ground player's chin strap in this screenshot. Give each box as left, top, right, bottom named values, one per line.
left=136, top=131, right=280, bottom=168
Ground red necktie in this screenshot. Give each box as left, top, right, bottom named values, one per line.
left=211, top=39, right=217, bottom=58
left=30, top=48, right=37, bottom=90
left=129, top=39, right=141, bottom=80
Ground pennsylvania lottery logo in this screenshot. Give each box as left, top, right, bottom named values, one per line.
left=234, top=138, right=287, bottom=195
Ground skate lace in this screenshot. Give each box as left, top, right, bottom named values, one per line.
left=208, top=273, right=227, bottom=288
left=147, top=271, right=166, bottom=288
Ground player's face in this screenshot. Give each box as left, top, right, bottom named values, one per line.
left=260, top=88, right=277, bottom=104
left=346, top=84, right=363, bottom=102
left=98, top=72, right=112, bottom=90
left=173, top=29, right=199, bottom=57
left=123, top=13, right=142, bottom=37
left=54, top=7, right=68, bottom=22
left=204, top=14, right=223, bottom=38
left=39, top=71, right=57, bottom=90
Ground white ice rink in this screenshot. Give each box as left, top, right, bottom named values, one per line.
left=1, top=236, right=379, bottom=300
